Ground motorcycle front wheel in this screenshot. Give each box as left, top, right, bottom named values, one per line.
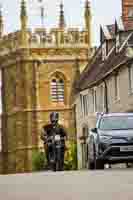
left=56, top=148, right=64, bottom=171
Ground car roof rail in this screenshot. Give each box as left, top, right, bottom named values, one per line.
left=96, top=112, right=104, bottom=118
left=96, top=112, right=106, bottom=122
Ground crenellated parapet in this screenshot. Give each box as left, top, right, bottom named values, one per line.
left=29, top=27, right=89, bottom=48
left=0, top=0, right=92, bottom=57
left=0, top=27, right=90, bottom=57
left=0, top=31, right=22, bottom=56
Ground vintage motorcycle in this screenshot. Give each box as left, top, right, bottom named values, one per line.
left=46, top=134, right=65, bottom=171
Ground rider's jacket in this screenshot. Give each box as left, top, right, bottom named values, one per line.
left=40, top=124, right=67, bottom=145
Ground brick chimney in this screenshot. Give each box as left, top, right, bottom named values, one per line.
left=122, top=0, right=133, bottom=30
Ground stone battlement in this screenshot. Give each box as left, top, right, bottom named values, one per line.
left=30, top=27, right=89, bottom=47
left=0, top=31, right=21, bottom=56
left=0, top=27, right=90, bottom=56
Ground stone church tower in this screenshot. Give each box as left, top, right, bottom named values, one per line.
left=0, top=0, right=92, bottom=173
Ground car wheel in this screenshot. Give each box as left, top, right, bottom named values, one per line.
left=88, top=143, right=95, bottom=170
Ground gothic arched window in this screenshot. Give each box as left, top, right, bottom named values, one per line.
left=51, top=75, right=65, bottom=103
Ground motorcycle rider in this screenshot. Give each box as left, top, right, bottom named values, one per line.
left=40, top=112, right=68, bottom=170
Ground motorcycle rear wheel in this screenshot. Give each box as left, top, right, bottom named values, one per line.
left=56, top=159, right=64, bottom=171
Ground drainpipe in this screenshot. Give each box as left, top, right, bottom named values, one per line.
left=73, top=103, right=78, bottom=170
left=73, top=103, right=77, bottom=141
left=103, top=80, right=109, bottom=113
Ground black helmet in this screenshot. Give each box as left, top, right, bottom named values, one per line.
left=50, top=112, right=59, bottom=125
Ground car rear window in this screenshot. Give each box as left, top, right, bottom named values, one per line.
left=99, top=116, right=133, bottom=130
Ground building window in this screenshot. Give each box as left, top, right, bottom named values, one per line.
left=87, top=93, right=89, bottom=113
left=128, top=7, right=133, bottom=18
left=80, top=94, right=83, bottom=116
left=114, top=73, right=120, bottom=101
left=88, top=90, right=92, bottom=113
left=94, top=89, right=97, bottom=112
left=116, top=34, right=120, bottom=53
left=91, top=89, right=95, bottom=113
left=128, top=65, right=133, bottom=94
left=99, top=85, right=105, bottom=112
left=51, top=76, right=64, bottom=102
left=82, top=94, right=88, bottom=116
left=88, top=89, right=97, bottom=113
left=82, top=95, right=85, bottom=116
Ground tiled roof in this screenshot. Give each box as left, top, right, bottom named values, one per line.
left=76, top=31, right=133, bottom=91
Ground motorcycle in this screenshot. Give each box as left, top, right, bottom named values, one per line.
left=46, top=134, right=65, bottom=171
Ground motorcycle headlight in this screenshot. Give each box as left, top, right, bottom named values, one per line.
left=55, top=135, right=61, bottom=141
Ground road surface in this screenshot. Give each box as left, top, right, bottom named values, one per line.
left=0, top=168, right=133, bottom=200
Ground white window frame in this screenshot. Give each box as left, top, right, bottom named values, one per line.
left=51, top=77, right=64, bottom=103
left=81, top=93, right=89, bottom=117
left=114, top=73, right=120, bottom=102
left=80, top=94, right=83, bottom=117
left=99, top=84, right=105, bottom=112
left=86, top=94, right=89, bottom=115
left=82, top=95, right=86, bottom=116
left=93, top=87, right=97, bottom=113
left=89, top=89, right=95, bottom=113
left=85, top=94, right=89, bottom=116
left=128, top=64, right=133, bottom=94
left=128, top=7, right=133, bottom=18
left=88, top=89, right=93, bottom=113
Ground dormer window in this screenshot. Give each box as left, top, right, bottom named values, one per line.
left=128, top=7, right=133, bottom=18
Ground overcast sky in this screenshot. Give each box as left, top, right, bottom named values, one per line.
left=1, top=0, right=122, bottom=45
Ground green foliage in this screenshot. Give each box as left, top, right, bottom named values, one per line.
left=32, top=142, right=78, bottom=171
left=64, top=142, right=77, bottom=170
left=32, top=151, right=47, bottom=171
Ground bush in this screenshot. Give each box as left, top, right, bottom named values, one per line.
left=64, top=142, right=77, bottom=170
left=32, top=151, right=47, bottom=171
left=32, top=142, right=78, bottom=171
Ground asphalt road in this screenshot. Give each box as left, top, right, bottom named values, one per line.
left=0, top=168, right=133, bottom=200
